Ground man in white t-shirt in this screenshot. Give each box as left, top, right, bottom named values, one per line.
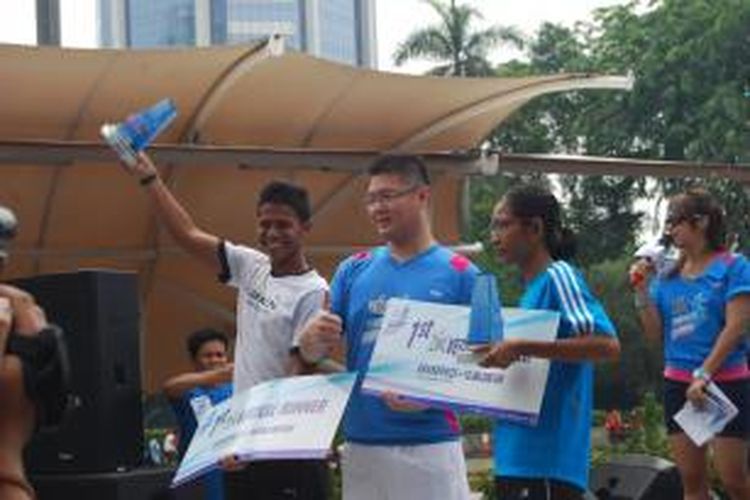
left=123, top=152, right=329, bottom=500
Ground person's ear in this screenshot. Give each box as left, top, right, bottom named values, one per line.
left=696, top=216, right=709, bottom=231
left=531, top=217, right=543, bottom=236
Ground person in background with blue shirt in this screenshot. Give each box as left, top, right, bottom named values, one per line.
left=630, top=189, right=750, bottom=500
left=476, top=185, right=620, bottom=500
left=164, top=328, right=233, bottom=500
left=298, top=155, right=478, bottom=500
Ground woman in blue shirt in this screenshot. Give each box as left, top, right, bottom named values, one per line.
left=476, top=185, right=620, bottom=499
left=631, top=189, right=750, bottom=500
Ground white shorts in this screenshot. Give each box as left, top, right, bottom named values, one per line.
left=341, top=440, right=471, bottom=500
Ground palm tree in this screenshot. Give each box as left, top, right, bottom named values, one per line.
left=393, top=0, right=524, bottom=77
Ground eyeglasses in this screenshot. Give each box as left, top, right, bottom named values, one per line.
left=665, top=213, right=694, bottom=227
left=488, top=217, right=521, bottom=235
left=364, top=185, right=420, bottom=207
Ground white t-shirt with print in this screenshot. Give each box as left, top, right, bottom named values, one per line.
left=220, top=240, right=328, bottom=394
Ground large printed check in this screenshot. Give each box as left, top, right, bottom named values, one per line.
left=362, top=299, right=559, bottom=425
left=172, top=372, right=356, bottom=487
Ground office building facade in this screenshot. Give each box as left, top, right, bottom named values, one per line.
left=98, top=0, right=377, bottom=68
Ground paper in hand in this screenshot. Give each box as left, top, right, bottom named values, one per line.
left=673, top=382, right=738, bottom=447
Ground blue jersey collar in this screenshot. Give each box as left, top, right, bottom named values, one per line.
left=385, top=243, right=440, bottom=267
left=681, top=251, right=734, bottom=281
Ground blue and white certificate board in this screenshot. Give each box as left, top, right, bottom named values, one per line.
left=172, top=372, right=356, bottom=487
left=362, top=299, right=559, bottom=425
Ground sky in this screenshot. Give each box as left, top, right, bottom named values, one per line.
left=376, top=0, right=625, bottom=72
left=0, top=0, right=96, bottom=47
left=0, top=0, right=626, bottom=72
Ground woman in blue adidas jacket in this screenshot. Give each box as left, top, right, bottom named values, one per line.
left=476, top=185, right=620, bottom=500
left=631, top=189, right=750, bottom=500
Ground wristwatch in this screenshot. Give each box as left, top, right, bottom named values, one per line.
left=692, top=366, right=711, bottom=383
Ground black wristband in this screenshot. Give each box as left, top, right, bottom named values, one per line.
left=140, top=174, right=158, bottom=187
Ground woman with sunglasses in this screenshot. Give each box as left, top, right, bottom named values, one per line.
left=630, top=189, right=750, bottom=500
left=477, top=185, right=620, bottom=500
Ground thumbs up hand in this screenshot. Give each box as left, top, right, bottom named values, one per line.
left=298, top=290, right=342, bottom=364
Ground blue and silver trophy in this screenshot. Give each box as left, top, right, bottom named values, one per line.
left=100, top=98, right=177, bottom=168
left=468, top=272, right=504, bottom=346
left=457, top=273, right=504, bottom=364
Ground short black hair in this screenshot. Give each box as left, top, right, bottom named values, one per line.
left=367, top=154, right=430, bottom=186
left=258, top=181, right=311, bottom=222
left=186, top=328, right=229, bottom=359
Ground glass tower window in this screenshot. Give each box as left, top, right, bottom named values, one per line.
left=226, top=0, right=301, bottom=50
left=319, top=0, right=356, bottom=65
left=128, top=0, right=196, bottom=48
left=99, top=0, right=372, bottom=67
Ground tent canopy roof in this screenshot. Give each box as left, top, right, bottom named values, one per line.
left=1, top=38, right=631, bottom=152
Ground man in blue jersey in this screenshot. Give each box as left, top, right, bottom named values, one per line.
left=298, top=155, right=478, bottom=500
left=165, top=328, right=233, bottom=500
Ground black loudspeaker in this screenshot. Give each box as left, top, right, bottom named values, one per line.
left=13, top=270, right=143, bottom=473
left=30, top=467, right=203, bottom=500
left=590, top=454, right=683, bottom=500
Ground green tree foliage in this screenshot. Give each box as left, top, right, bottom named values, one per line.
left=493, top=0, right=750, bottom=256
left=393, top=0, right=523, bottom=77
left=584, top=0, right=750, bottom=247
left=493, top=20, right=648, bottom=265
left=589, top=0, right=749, bottom=163
left=586, top=257, right=663, bottom=408
left=591, top=391, right=671, bottom=466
